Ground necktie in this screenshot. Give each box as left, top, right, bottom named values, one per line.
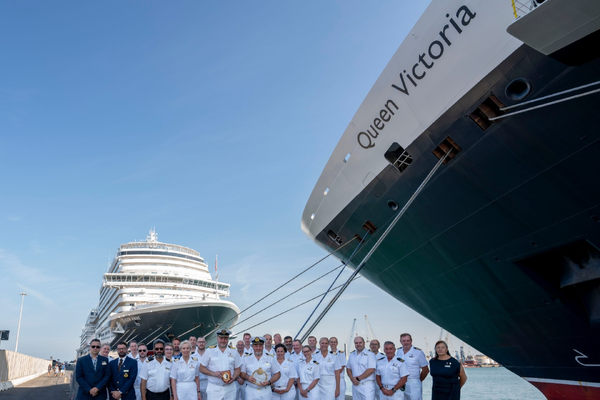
left=118, top=358, right=123, bottom=372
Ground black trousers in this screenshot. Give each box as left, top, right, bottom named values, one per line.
left=146, top=389, right=171, bottom=400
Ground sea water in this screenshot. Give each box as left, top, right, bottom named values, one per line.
left=344, top=367, right=546, bottom=399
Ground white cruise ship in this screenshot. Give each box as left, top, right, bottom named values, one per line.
left=78, top=230, right=239, bottom=354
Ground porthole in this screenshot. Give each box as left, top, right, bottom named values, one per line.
left=387, top=200, right=399, bottom=211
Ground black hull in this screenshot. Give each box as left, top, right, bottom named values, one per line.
left=313, top=44, right=600, bottom=399
left=108, top=302, right=238, bottom=347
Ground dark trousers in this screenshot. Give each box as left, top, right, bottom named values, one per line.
left=146, top=389, right=170, bottom=400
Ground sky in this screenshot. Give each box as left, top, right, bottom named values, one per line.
left=0, top=0, right=474, bottom=362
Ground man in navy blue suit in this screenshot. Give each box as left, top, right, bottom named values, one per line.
left=75, top=338, right=111, bottom=400
left=109, top=341, right=138, bottom=400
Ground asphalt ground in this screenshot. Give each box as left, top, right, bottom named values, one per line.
left=0, top=372, right=72, bottom=400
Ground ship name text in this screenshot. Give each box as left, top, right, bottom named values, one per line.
left=357, top=5, right=476, bottom=150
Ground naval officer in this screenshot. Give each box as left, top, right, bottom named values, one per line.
left=140, top=340, right=172, bottom=400
left=329, top=337, right=346, bottom=400
left=240, top=336, right=281, bottom=400
left=272, top=344, right=298, bottom=400
left=196, top=337, right=209, bottom=400
left=297, top=346, right=320, bottom=400
left=313, top=337, right=342, bottom=399
left=135, top=343, right=150, bottom=400
left=369, top=340, right=386, bottom=400
left=346, top=336, right=376, bottom=400
left=199, top=329, right=242, bottom=400
left=395, top=334, right=428, bottom=400
left=376, top=342, right=409, bottom=399
left=170, top=340, right=200, bottom=400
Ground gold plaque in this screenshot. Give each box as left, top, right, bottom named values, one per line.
left=221, top=370, right=231, bottom=383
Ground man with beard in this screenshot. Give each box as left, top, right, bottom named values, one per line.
left=240, top=336, right=281, bottom=400
left=140, top=340, right=172, bottom=400
left=134, top=343, right=149, bottom=400
left=109, top=341, right=138, bottom=400
left=199, top=330, right=241, bottom=400
left=347, top=336, right=376, bottom=400
left=172, top=338, right=182, bottom=360
left=283, top=336, right=293, bottom=357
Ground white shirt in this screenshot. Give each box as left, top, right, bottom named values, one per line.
left=263, top=347, right=275, bottom=357
left=273, top=358, right=298, bottom=390
left=376, top=357, right=409, bottom=387
left=347, top=350, right=377, bottom=382
left=140, top=358, right=172, bottom=393
left=298, top=359, right=320, bottom=385
left=331, top=350, right=346, bottom=369
left=395, top=347, right=428, bottom=379
left=134, top=358, right=147, bottom=389
left=195, top=350, right=208, bottom=380
left=241, top=353, right=280, bottom=388
left=170, top=356, right=200, bottom=383
left=200, top=346, right=242, bottom=385
left=312, top=351, right=342, bottom=376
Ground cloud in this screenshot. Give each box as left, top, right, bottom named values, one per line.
left=8, top=215, right=21, bottom=222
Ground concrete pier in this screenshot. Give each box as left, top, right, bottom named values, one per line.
left=0, top=372, right=72, bottom=399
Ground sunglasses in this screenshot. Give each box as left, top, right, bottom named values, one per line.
left=139, top=350, right=147, bottom=352
left=90, top=345, right=101, bottom=349
left=154, top=348, right=164, bottom=351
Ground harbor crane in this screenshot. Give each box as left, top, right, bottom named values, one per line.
left=365, top=315, right=376, bottom=343
left=348, top=318, right=357, bottom=352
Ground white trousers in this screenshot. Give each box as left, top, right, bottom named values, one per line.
left=135, top=387, right=142, bottom=400
left=245, top=385, right=272, bottom=400
left=207, top=381, right=237, bottom=400
left=318, top=375, right=337, bottom=400
left=298, top=383, right=319, bottom=400
left=335, top=375, right=346, bottom=400
left=236, top=382, right=246, bottom=400
left=404, top=378, right=422, bottom=400
left=177, top=381, right=199, bottom=400
left=351, top=380, right=375, bottom=400
left=380, top=384, right=405, bottom=400
left=199, top=379, right=208, bottom=400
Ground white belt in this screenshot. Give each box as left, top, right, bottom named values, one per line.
left=358, top=381, right=374, bottom=386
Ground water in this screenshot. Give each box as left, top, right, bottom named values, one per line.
left=344, top=367, right=546, bottom=400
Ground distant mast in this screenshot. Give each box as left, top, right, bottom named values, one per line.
left=215, top=255, right=219, bottom=299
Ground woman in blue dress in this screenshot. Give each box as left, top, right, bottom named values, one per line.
left=429, top=341, right=467, bottom=400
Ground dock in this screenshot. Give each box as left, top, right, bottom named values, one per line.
left=0, top=372, right=72, bottom=400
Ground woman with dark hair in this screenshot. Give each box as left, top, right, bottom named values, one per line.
left=272, top=343, right=298, bottom=400
left=429, top=341, right=467, bottom=400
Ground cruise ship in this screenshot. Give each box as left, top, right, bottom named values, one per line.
left=302, top=1, right=600, bottom=399
left=78, top=230, right=239, bottom=354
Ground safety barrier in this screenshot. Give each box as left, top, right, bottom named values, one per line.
left=0, top=349, right=50, bottom=391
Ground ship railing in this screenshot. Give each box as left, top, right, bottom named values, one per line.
left=120, top=242, right=200, bottom=256
left=511, top=0, right=546, bottom=19
left=102, top=273, right=230, bottom=296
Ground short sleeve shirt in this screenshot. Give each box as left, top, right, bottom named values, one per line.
left=170, top=357, right=200, bottom=383
left=376, top=357, right=409, bottom=387
left=347, top=350, right=377, bottom=382
left=241, top=353, right=281, bottom=388
left=199, top=346, right=242, bottom=385
left=395, top=347, right=428, bottom=379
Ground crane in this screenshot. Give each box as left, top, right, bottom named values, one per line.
left=365, top=315, right=376, bottom=344
left=424, top=337, right=433, bottom=360
left=348, top=318, right=357, bottom=353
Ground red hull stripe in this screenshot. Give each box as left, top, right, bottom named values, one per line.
left=524, top=378, right=600, bottom=400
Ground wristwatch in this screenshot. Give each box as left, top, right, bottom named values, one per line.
left=356, top=377, right=361, bottom=382
left=307, top=389, right=311, bottom=393
left=379, top=386, right=384, bottom=390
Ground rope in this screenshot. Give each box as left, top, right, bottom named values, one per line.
left=295, top=233, right=369, bottom=339
left=299, top=151, right=451, bottom=342
left=500, top=80, right=600, bottom=111
left=233, top=277, right=362, bottom=334
left=214, top=236, right=358, bottom=330
left=490, top=87, right=600, bottom=121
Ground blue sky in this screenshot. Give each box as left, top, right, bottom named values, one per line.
left=0, top=0, right=474, bottom=362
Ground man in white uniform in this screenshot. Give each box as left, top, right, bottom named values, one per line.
left=395, top=334, right=428, bottom=400
left=140, top=339, right=171, bottom=400
left=263, top=334, right=275, bottom=356
left=134, top=343, right=149, bottom=400
left=273, top=334, right=282, bottom=347
left=242, top=333, right=253, bottom=356
left=376, top=341, right=409, bottom=400
left=307, top=337, right=317, bottom=354
left=346, top=336, right=376, bottom=400
left=240, top=336, right=281, bottom=400
left=289, top=340, right=304, bottom=400
left=189, top=336, right=199, bottom=355
left=199, top=329, right=242, bottom=400
left=369, top=340, right=386, bottom=400
left=197, top=336, right=209, bottom=400
left=235, top=341, right=246, bottom=400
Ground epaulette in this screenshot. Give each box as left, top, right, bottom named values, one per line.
left=414, top=347, right=422, bottom=350
left=244, top=353, right=252, bottom=357
left=267, top=353, right=274, bottom=356
left=397, top=358, right=405, bottom=362
left=145, top=358, right=152, bottom=363
left=330, top=351, right=334, bottom=354
left=166, top=357, right=172, bottom=362
left=192, top=357, right=198, bottom=361
left=229, top=345, right=235, bottom=349
left=312, top=360, right=319, bottom=365
left=351, top=350, right=356, bottom=353
left=339, top=350, right=344, bottom=353
left=209, top=345, right=217, bottom=349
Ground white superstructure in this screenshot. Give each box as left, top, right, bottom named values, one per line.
left=79, top=230, right=239, bottom=352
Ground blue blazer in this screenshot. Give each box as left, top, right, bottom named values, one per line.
left=75, top=354, right=110, bottom=400
left=108, top=357, right=138, bottom=400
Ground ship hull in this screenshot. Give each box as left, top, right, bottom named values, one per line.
left=104, top=301, right=239, bottom=346
left=311, top=42, right=600, bottom=400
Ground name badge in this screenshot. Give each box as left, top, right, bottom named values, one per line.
left=102, top=362, right=107, bottom=365
left=445, top=365, right=451, bottom=368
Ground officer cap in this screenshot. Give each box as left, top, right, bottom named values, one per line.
left=216, top=329, right=232, bottom=338
left=251, top=336, right=266, bottom=345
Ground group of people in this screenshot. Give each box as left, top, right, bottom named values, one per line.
left=75, top=331, right=466, bottom=400
left=48, top=362, right=66, bottom=377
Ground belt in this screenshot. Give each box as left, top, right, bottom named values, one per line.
left=148, top=389, right=170, bottom=394
left=247, top=385, right=269, bottom=391
left=359, top=381, right=374, bottom=386
left=208, top=381, right=229, bottom=387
